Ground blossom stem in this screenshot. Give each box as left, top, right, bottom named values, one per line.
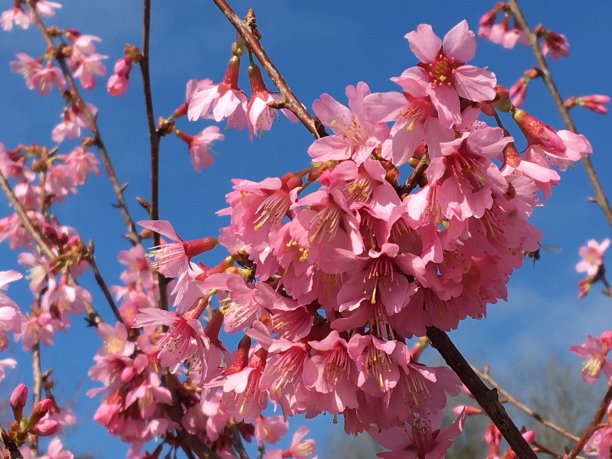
left=474, top=366, right=580, bottom=442
left=508, top=0, right=612, bottom=228
left=567, top=385, right=612, bottom=458
left=426, top=326, right=538, bottom=459
left=139, top=0, right=168, bottom=310
left=210, top=1, right=327, bottom=138
left=24, top=0, right=142, bottom=245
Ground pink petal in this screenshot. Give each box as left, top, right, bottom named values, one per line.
left=363, top=92, right=407, bottom=122
left=452, top=65, right=497, bottom=102
left=443, top=20, right=476, bottom=62
left=137, top=220, right=181, bottom=242
left=430, top=84, right=461, bottom=127
left=405, top=24, right=442, bottom=63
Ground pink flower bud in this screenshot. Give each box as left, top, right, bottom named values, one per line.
left=512, top=108, right=565, bottom=154
left=32, top=418, right=59, bottom=436
left=9, top=383, right=28, bottom=420
left=107, top=74, right=129, bottom=97
left=577, top=94, right=610, bottom=115
left=30, top=398, right=54, bottom=424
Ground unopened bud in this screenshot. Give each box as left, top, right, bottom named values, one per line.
left=10, top=384, right=28, bottom=421
left=30, top=398, right=54, bottom=424
left=512, top=109, right=565, bottom=153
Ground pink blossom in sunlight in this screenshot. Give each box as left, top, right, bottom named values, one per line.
left=570, top=331, right=612, bottom=384
left=187, top=56, right=248, bottom=130
left=576, top=239, right=610, bottom=277
left=176, top=125, right=224, bottom=171
left=404, top=20, right=496, bottom=127
left=138, top=220, right=217, bottom=277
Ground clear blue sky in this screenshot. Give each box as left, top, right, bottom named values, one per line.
left=0, top=0, right=610, bottom=457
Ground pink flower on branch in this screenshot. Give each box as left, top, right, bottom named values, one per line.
left=187, top=56, right=248, bottom=130
left=175, top=125, right=224, bottom=172
left=570, top=331, right=612, bottom=384
left=404, top=20, right=497, bottom=127
left=576, top=239, right=610, bottom=277
left=138, top=220, right=217, bottom=277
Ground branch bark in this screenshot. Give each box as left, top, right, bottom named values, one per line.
left=139, top=0, right=168, bottom=310
left=426, top=326, right=538, bottom=459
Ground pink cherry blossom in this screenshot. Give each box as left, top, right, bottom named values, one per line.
left=576, top=239, right=610, bottom=277
left=308, top=81, right=389, bottom=164
left=570, top=331, right=612, bottom=384
left=39, top=437, right=74, bottom=459
left=1, top=6, right=30, bottom=31
left=138, top=219, right=217, bottom=277
left=404, top=20, right=497, bottom=127
left=541, top=30, right=570, bottom=60
left=255, top=416, right=288, bottom=446
left=187, top=56, right=248, bottom=130
left=178, top=125, right=224, bottom=172
left=247, top=63, right=296, bottom=138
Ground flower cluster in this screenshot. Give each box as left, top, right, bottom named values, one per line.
left=133, top=20, right=590, bottom=458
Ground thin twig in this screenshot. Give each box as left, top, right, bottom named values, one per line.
left=138, top=0, right=168, bottom=310
left=86, top=242, right=124, bottom=324
left=567, top=385, right=612, bottom=458
left=426, top=326, right=537, bottom=459
left=474, top=367, right=580, bottom=442
left=399, top=155, right=430, bottom=196
left=210, top=1, right=326, bottom=138
left=508, top=0, right=612, bottom=228
left=25, top=0, right=141, bottom=244
left=0, top=171, right=54, bottom=259
left=532, top=440, right=563, bottom=458
left=30, top=339, right=42, bottom=455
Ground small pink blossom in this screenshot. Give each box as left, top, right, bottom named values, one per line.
left=570, top=331, right=612, bottom=384
left=177, top=125, right=224, bottom=172
left=35, top=1, right=62, bottom=18
left=247, top=63, right=296, bottom=138
left=187, top=56, right=248, bottom=130
left=39, top=437, right=74, bottom=459
left=404, top=20, right=497, bottom=127
left=567, top=95, right=610, bottom=115
left=541, top=30, right=570, bottom=60
left=576, top=239, right=610, bottom=277
left=255, top=416, right=288, bottom=446
left=138, top=220, right=217, bottom=277
left=1, top=6, right=30, bottom=31
left=585, top=426, right=612, bottom=459
left=107, top=56, right=133, bottom=96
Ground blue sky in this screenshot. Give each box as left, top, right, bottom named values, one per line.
left=0, top=0, right=611, bottom=457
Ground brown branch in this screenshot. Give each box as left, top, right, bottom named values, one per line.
left=25, top=0, right=141, bottom=244
left=532, top=440, right=563, bottom=458
left=138, top=0, right=168, bottom=310
left=86, top=242, right=123, bottom=324
left=426, top=326, right=537, bottom=459
left=399, top=155, right=430, bottom=196
left=210, top=1, right=326, bottom=139
left=474, top=366, right=580, bottom=442
left=508, top=0, right=612, bottom=228
left=567, top=385, right=612, bottom=458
